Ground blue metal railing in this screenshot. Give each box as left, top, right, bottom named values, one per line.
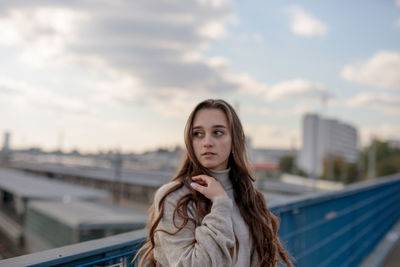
left=270, top=173, right=400, bottom=267
left=1, top=173, right=400, bottom=267
left=74, top=249, right=140, bottom=267
left=0, top=230, right=147, bottom=267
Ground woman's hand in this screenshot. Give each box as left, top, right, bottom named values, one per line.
left=190, top=175, right=228, bottom=200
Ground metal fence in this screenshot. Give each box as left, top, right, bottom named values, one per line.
left=0, top=229, right=147, bottom=267
left=271, top=173, right=400, bottom=267
left=1, top=174, right=400, bottom=267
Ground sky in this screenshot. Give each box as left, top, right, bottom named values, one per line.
left=0, top=0, right=399, bottom=153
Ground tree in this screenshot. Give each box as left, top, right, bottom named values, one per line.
left=279, top=155, right=294, bottom=173
left=322, top=155, right=360, bottom=184
left=360, top=139, right=400, bottom=179
left=278, top=155, right=306, bottom=176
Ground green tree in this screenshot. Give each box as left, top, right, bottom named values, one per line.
left=377, top=156, right=400, bottom=177
left=279, top=155, right=294, bottom=173
left=279, top=155, right=306, bottom=176
left=322, top=155, right=360, bottom=184
left=360, top=139, right=400, bottom=179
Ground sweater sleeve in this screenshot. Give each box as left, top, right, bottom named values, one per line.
left=153, top=193, right=236, bottom=267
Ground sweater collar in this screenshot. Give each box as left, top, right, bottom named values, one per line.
left=209, top=167, right=232, bottom=190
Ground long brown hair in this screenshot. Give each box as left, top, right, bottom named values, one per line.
left=136, top=99, right=293, bottom=267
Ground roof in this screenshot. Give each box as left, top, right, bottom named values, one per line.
left=0, top=167, right=109, bottom=201
left=256, top=179, right=315, bottom=195
left=28, top=200, right=147, bottom=229
left=10, top=161, right=172, bottom=187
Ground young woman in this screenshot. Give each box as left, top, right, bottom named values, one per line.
left=136, top=99, right=293, bottom=267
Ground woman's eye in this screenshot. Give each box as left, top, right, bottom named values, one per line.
left=215, top=130, right=224, bottom=136
left=193, top=131, right=203, bottom=137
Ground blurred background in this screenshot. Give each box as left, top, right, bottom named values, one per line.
left=0, top=0, right=399, bottom=266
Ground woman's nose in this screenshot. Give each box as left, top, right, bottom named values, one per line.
left=202, top=134, right=213, bottom=147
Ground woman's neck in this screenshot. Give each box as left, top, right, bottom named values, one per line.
left=209, top=167, right=231, bottom=191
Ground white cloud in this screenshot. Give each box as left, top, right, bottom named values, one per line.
left=83, top=68, right=145, bottom=105
left=265, top=78, right=333, bottom=102
left=0, top=1, right=238, bottom=97
left=0, top=8, right=88, bottom=67
left=231, top=73, right=269, bottom=95
left=198, top=21, right=227, bottom=39
left=147, top=90, right=198, bottom=119
left=177, top=52, right=269, bottom=95
left=198, top=0, right=230, bottom=8
left=0, top=76, right=92, bottom=114
left=243, top=105, right=310, bottom=118
left=347, top=92, right=400, bottom=115
left=244, top=106, right=287, bottom=117
left=289, top=6, right=328, bottom=37
left=245, top=124, right=299, bottom=149
left=341, top=51, right=400, bottom=90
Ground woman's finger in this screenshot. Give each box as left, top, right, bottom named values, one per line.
left=191, top=176, right=208, bottom=186
left=190, top=182, right=206, bottom=195
left=190, top=175, right=228, bottom=200
left=192, top=175, right=214, bottom=184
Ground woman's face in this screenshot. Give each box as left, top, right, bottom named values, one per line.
left=192, top=108, right=232, bottom=170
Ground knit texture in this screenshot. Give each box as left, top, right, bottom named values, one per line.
left=152, top=168, right=258, bottom=266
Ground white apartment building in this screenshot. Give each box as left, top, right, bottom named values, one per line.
left=298, top=113, right=358, bottom=177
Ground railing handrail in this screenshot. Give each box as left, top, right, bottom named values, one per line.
left=270, top=173, right=400, bottom=213
left=0, top=229, right=147, bottom=267
left=1, top=173, right=400, bottom=267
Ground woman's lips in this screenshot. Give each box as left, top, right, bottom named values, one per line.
left=202, top=152, right=216, bottom=156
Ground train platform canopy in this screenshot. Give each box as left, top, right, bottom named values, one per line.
left=9, top=161, right=172, bottom=187
left=27, top=200, right=146, bottom=229
left=0, top=167, right=109, bottom=202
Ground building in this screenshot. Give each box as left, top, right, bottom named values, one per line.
left=24, top=200, right=146, bottom=253
left=9, top=160, right=172, bottom=204
left=298, top=113, right=358, bottom=178
left=0, top=167, right=110, bottom=249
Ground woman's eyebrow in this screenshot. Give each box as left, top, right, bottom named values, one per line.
left=193, top=125, right=227, bottom=129
left=213, top=125, right=227, bottom=128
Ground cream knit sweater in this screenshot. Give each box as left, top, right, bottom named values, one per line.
left=152, top=168, right=259, bottom=266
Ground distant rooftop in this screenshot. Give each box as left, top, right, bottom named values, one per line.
left=28, top=200, right=146, bottom=229
left=0, top=167, right=109, bottom=201
left=9, top=161, right=173, bottom=187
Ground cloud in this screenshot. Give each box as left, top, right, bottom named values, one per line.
left=244, top=106, right=289, bottom=117
left=146, top=90, right=198, bottom=119
left=0, top=7, right=88, bottom=67
left=347, top=92, right=400, bottom=115
left=265, top=78, right=333, bottom=102
left=198, top=21, right=227, bottom=39
left=245, top=124, right=299, bottom=148
left=341, top=51, right=400, bottom=90
left=397, top=0, right=400, bottom=7
left=243, top=105, right=310, bottom=118
left=0, top=1, right=240, bottom=98
left=0, top=76, right=92, bottom=114
left=289, top=6, right=328, bottom=37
